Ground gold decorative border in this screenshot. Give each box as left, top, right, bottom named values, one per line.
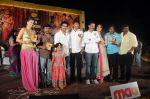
left=0, top=0, right=85, bottom=28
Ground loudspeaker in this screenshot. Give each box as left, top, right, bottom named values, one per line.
left=29, top=94, right=79, bottom=99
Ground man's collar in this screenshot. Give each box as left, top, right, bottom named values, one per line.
left=73, top=29, right=80, bottom=32
left=60, top=30, right=67, bottom=35
left=123, top=31, right=130, bottom=35
left=88, top=30, right=94, bottom=33
left=109, top=32, right=115, bottom=34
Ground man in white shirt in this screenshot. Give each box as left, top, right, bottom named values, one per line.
left=70, top=21, right=83, bottom=83
left=119, top=24, right=138, bottom=83
left=81, top=22, right=100, bottom=84
left=54, top=21, right=71, bottom=83
left=54, top=21, right=71, bottom=57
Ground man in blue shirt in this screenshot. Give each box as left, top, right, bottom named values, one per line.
left=105, top=25, right=121, bottom=82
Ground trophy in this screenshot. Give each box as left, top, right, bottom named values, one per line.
left=45, top=42, right=53, bottom=50
left=110, top=35, right=116, bottom=44
left=31, top=34, right=37, bottom=43
left=30, top=34, right=37, bottom=47
left=78, top=33, right=83, bottom=42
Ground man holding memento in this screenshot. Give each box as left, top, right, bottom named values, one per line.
left=37, top=24, right=54, bottom=86
left=105, top=25, right=121, bottom=82
left=70, top=21, right=83, bottom=83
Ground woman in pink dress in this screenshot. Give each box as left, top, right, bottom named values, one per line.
left=16, top=17, right=38, bottom=92
left=96, top=24, right=110, bottom=82
left=51, top=43, right=66, bottom=90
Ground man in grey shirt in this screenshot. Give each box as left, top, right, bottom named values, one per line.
left=37, top=24, right=54, bottom=85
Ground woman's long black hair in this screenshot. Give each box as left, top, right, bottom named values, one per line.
left=8, top=29, right=17, bottom=42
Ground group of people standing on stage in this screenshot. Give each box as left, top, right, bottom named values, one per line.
left=6, top=17, right=138, bottom=93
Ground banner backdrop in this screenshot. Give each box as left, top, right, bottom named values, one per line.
left=0, top=0, right=85, bottom=42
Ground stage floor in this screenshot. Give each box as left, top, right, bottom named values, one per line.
left=0, top=64, right=150, bottom=99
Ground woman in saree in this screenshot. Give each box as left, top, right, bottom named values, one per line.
left=96, top=24, right=110, bottom=82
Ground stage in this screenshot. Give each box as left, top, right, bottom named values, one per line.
left=0, top=64, right=150, bottom=99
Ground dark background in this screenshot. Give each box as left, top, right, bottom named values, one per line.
left=15, top=0, right=150, bottom=46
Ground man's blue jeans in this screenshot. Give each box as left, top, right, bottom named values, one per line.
left=85, top=53, right=98, bottom=80
left=40, top=57, right=52, bottom=85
